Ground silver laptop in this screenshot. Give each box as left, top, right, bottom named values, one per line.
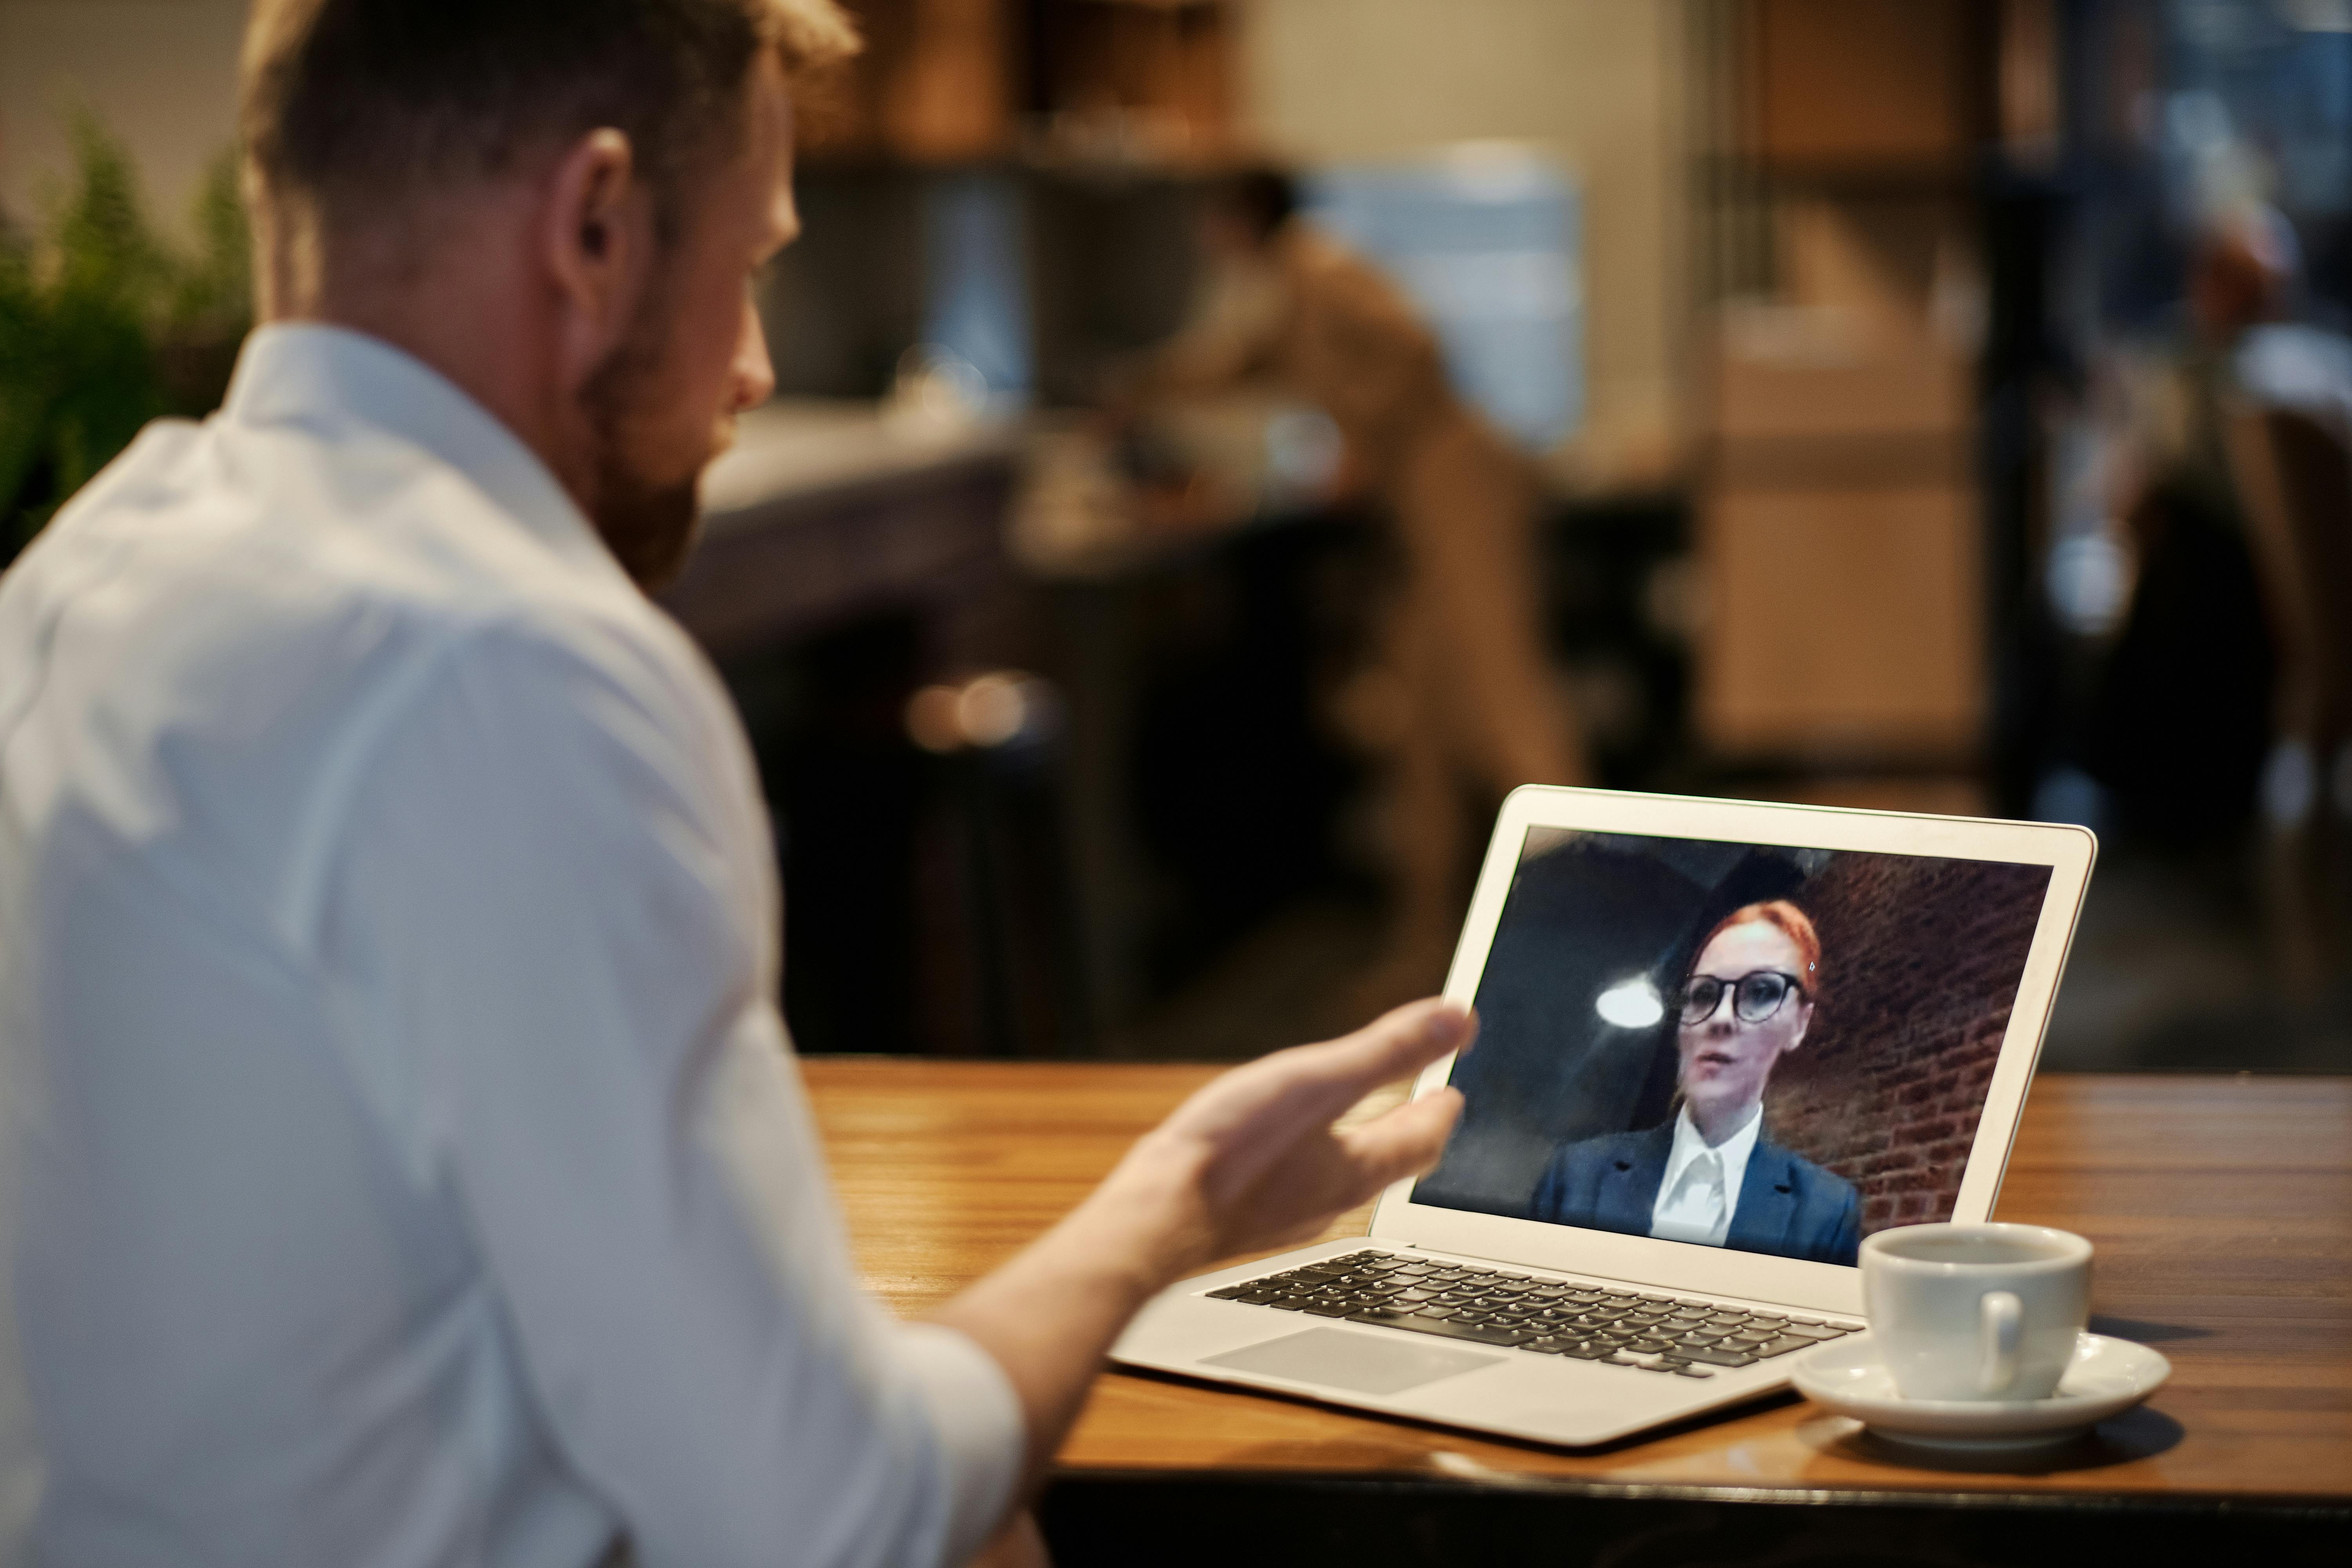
left=1112, top=786, right=2096, bottom=1447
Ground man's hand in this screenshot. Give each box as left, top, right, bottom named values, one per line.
left=1094, top=998, right=1473, bottom=1276
left=930, top=999, right=1474, bottom=1517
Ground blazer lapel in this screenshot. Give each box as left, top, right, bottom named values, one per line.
left=1594, top=1121, right=1675, bottom=1236
left=1726, top=1139, right=1802, bottom=1254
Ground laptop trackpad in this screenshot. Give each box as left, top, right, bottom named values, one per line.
left=1203, top=1328, right=1504, bottom=1396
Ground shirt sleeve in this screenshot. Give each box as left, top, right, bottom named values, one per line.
left=319, top=619, right=1022, bottom=1568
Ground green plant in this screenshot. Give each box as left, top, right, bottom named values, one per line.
left=0, top=112, right=250, bottom=567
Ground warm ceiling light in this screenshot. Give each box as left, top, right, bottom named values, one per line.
left=1594, top=976, right=1664, bottom=1029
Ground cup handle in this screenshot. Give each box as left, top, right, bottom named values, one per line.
left=1978, top=1290, right=2023, bottom=1396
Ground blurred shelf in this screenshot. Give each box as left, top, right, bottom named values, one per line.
left=802, top=0, right=1240, bottom=169
left=699, top=400, right=1022, bottom=514
left=1694, top=151, right=1980, bottom=197
left=665, top=400, right=1025, bottom=660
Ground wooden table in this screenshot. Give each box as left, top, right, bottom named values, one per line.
left=802, top=1062, right=2352, bottom=1565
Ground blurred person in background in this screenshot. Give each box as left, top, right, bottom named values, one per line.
left=1129, top=169, right=1590, bottom=1002
left=0, top=4, right=1475, bottom=1564
left=2203, top=210, right=2352, bottom=438
left=2089, top=201, right=2352, bottom=850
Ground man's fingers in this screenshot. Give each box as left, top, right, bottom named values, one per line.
left=1312, top=998, right=1475, bottom=1098
left=1338, top=1086, right=1465, bottom=1187
left=1249, top=998, right=1470, bottom=1145
left=1156, top=998, right=1475, bottom=1227
left=1169, top=998, right=1473, bottom=1150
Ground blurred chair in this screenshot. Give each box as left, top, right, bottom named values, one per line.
left=2225, top=402, right=2352, bottom=989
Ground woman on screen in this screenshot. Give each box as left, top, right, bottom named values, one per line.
left=1527, top=900, right=1862, bottom=1266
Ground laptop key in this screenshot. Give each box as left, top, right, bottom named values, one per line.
left=1347, top=1309, right=1530, bottom=1348
left=1752, top=1335, right=1819, bottom=1358
left=1254, top=1269, right=1811, bottom=1370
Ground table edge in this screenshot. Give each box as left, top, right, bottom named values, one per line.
left=1041, top=1465, right=2352, bottom=1517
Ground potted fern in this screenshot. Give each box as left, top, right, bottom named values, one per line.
left=0, top=114, right=250, bottom=568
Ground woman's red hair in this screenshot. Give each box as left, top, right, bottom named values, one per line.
left=1693, top=899, right=1822, bottom=993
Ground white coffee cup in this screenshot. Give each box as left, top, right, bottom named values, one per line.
left=1859, top=1222, right=2092, bottom=1402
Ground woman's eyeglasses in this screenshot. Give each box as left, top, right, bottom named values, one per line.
left=1680, top=970, right=1804, bottom=1026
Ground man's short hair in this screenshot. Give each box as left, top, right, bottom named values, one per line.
left=242, top=0, right=858, bottom=234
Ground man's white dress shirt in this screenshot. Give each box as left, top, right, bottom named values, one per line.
left=1647, top=1103, right=1761, bottom=1248
left=0, top=325, right=1021, bottom=1568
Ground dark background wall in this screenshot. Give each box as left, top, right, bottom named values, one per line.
left=1416, top=831, right=2051, bottom=1241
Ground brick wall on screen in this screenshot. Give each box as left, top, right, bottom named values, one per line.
left=1760, top=855, right=2051, bottom=1234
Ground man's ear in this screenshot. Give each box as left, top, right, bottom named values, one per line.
left=541, top=127, right=652, bottom=389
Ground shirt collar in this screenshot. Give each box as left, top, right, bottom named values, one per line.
left=220, top=322, right=626, bottom=585
left=1664, top=1100, right=1763, bottom=1188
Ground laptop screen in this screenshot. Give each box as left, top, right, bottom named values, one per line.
left=1412, top=826, right=2055, bottom=1269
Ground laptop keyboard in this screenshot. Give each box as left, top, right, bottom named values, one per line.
left=1205, top=1250, right=1861, bottom=1379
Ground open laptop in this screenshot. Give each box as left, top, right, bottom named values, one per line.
left=1112, top=786, right=2096, bottom=1447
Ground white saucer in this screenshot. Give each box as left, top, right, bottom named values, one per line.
left=1791, top=1331, right=2171, bottom=1452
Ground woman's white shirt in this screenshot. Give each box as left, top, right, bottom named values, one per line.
left=1648, top=1102, right=1763, bottom=1247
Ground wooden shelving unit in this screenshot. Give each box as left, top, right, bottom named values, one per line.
left=1687, top=0, right=2001, bottom=769
left=800, top=0, right=1243, bottom=169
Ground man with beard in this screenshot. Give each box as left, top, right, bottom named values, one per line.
left=0, top=4, right=1470, bottom=1565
